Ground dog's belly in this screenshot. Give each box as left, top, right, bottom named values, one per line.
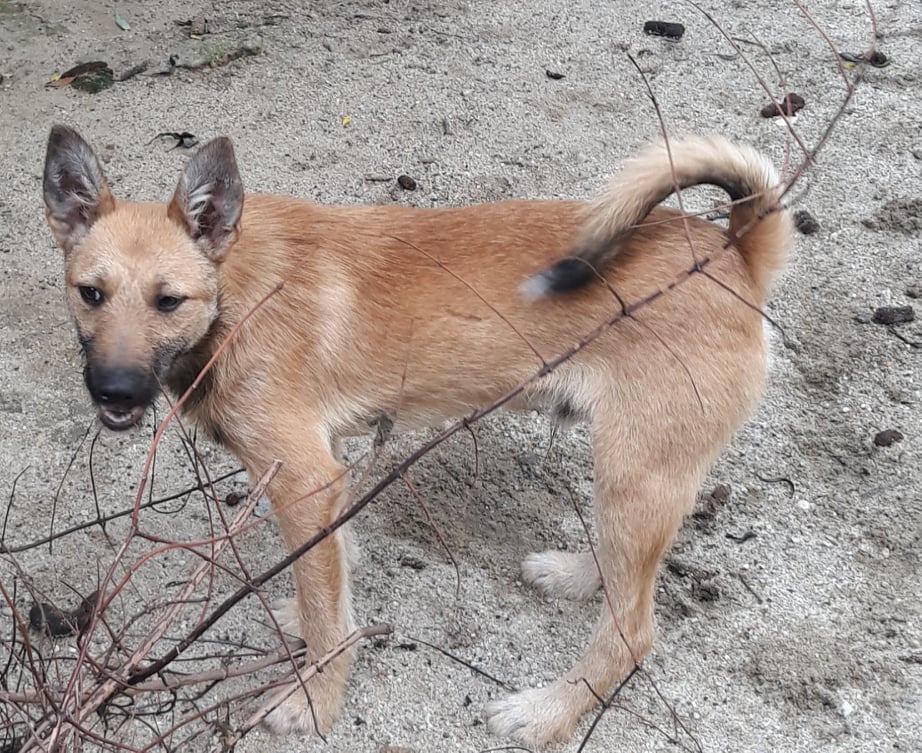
left=334, top=383, right=580, bottom=441
left=338, top=404, right=491, bottom=438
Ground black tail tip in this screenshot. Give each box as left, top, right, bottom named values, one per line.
left=521, top=257, right=597, bottom=300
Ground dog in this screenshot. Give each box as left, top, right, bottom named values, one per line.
left=43, top=124, right=790, bottom=747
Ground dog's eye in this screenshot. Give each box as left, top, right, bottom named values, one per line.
left=78, top=286, right=104, bottom=306
left=155, top=294, right=185, bottom=313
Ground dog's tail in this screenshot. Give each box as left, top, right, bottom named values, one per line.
left=522, top=135, right=790, bottom=302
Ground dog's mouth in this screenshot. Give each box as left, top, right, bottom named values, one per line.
left=97, top=405, right=147, bottom=431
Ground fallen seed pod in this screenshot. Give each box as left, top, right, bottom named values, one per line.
left=643, top=20, right=685, bottom=39
left=760, top=93, right=805, bottom=118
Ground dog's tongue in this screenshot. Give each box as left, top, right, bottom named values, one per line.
left=98, top=405, right=146, bottom=431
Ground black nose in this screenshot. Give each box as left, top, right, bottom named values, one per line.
left=85, top=365, right=157, bottom=408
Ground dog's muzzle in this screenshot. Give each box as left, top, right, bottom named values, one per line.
left=84, top=365, right=158, bottom=431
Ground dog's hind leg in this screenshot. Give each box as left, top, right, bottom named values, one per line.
left=487, top=404, right=705, bottom=746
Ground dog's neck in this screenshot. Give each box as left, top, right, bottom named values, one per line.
left=163, top=319, right=225, bottom=442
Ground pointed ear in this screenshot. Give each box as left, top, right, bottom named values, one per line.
left=167, top=137, right=244, bottom=261
left=43, top=125, right=115, bottom=255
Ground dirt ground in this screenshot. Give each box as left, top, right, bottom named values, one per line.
left=1, top=1, right=920, bottom=751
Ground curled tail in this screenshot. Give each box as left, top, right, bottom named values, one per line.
left=522, top=135, right=791, bottom=302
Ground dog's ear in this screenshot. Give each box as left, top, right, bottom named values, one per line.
left=43, top=125, right=115, bottom=255
left=168, top=137, right=244, bottom=261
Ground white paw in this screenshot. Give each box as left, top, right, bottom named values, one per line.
left=521, top=551, right=601, bottom=601
left=485, top=685, right=578, bottom=747
left=263, top=596, right=351, bottom=737
left=261, top=638, right=345, bottom=737
left=264, top=688, right=335, bottom=736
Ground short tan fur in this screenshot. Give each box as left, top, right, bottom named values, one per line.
left=43, top=125, right=790, bottom=747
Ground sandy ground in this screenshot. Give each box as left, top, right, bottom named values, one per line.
left=1, top=1, right=920, bottom=751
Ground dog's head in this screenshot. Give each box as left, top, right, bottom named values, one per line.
left=42, top=125, right=244, bottom=430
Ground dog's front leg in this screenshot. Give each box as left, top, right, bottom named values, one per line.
left=256, top=437, right=355, bottom=737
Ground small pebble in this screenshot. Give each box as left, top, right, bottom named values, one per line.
left=793, top=209, right=820, bottom=235
left=30, top=603, right=77, bottom=637
left=398, top=555, right=427, bottom=571
left=874, top=429, right=903, bottom=447
left=760, top=93, right=805, bottom=118
left=397, top=174, right=417, bottom=190
left=189, top=14, right=208, bottom=37
left=29, top=591, right=98, bottom=638
left=693, top=483, right=731, bottom=521
left=872, top=305, right=915, bottom=325
left=643, top=20, right=685, bottom=39
left=906, top=285, right=921, bottom=299
left=224, top=490, right=246, bottom=507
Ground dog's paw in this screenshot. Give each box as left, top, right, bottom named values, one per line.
left=485, top=685, right=579, bottom=747
left=263, top=596, right=350, bottom=737
left=521, top=551, right=601, bottom=601
left=264, top=685, right=341, bottom=737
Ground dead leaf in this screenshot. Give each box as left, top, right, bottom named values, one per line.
left=46, top=61, right=114, bottom=93
left=46, top=76, right=76, bottom=88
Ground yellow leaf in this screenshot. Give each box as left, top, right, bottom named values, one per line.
left=341, top=115, right=352, bottom=127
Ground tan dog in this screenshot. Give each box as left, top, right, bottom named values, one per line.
left=43, top=125, right=790, bottom=747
